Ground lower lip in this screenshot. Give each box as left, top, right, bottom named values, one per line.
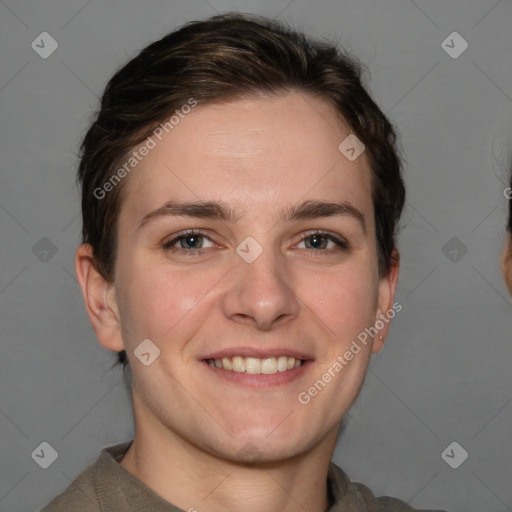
left=201, top=360, right=313, bottom=387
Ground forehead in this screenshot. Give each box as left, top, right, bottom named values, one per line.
left=119, top=93, right=373, bottom=223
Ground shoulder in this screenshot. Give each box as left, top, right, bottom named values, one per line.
left=350, top=481, right=447, bottom=512
left=40, top=441, right=132, bottom=512
left=40, top=464, right=99, bottom=512
left=328, top=462, right=448, bottom=512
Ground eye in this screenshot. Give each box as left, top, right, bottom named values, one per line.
left=295, top=231, right=349, bottom=252
left=162, top=230, right=215, bottom=255
left=162, top=229, right=349, bottom=257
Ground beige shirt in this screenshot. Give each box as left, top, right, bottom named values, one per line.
left=41, top=441, right=447, bottom=512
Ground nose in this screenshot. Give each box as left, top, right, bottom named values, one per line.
left=221, top=244, right=300, bottom=331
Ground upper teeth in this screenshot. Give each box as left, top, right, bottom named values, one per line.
left=207, top=356, right=302, bottom=374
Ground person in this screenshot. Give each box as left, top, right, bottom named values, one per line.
left=502, top=173, right=512, bottom=291
left=501, top=175, right=512, bottom=512
left=41, top=12, right=447, bottom=512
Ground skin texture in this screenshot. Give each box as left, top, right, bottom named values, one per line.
left=501, top=235, right=512, bottom=293
left=75, top=92, right=399, bottom=512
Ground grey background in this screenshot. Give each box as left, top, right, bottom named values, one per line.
left=1, top=1, right=511, bottom=511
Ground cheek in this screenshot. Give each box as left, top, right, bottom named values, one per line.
left=303, top=265, right=378, bottom=341
left=117, top=258, right=219, bottom=346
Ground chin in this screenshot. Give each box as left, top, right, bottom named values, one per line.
left=225, top=429, right=319, bottom=464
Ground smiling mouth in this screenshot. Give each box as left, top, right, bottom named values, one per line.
left=206, top=356, right=304, bottom=375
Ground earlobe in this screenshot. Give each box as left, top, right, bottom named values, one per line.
left=373, top=249, right=400, bottom=353
left=372, top=333, right=385, bottom=353
left=500, top=236, right=512, bottom=294
left=74, top=244, right=125, bottom=352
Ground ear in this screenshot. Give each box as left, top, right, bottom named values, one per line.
left=75, top=243, right=125, bottom=352
left=372, top=249, right=400, bottom=353
left=500, top=235, right=512, bottom=295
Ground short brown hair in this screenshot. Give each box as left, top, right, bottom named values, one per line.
left=77, top=13, right=405, bottom=368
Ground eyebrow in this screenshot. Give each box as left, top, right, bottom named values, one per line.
left=138, top=199, right=366, bottom=233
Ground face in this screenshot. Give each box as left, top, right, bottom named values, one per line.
left=80, top=92, right=398, bottom=463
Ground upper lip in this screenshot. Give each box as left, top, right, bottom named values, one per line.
left=202, top=346, right=313, bottom=361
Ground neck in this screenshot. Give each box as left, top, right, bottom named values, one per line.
left=120, top=394, right=339, bottom=512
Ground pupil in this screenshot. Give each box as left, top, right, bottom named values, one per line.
left=186, top=235, right=199, bottom=248
left=309, top=235, right=323, bottom=249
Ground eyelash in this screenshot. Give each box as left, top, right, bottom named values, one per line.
left=162, top=229, right=350, bottom=256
